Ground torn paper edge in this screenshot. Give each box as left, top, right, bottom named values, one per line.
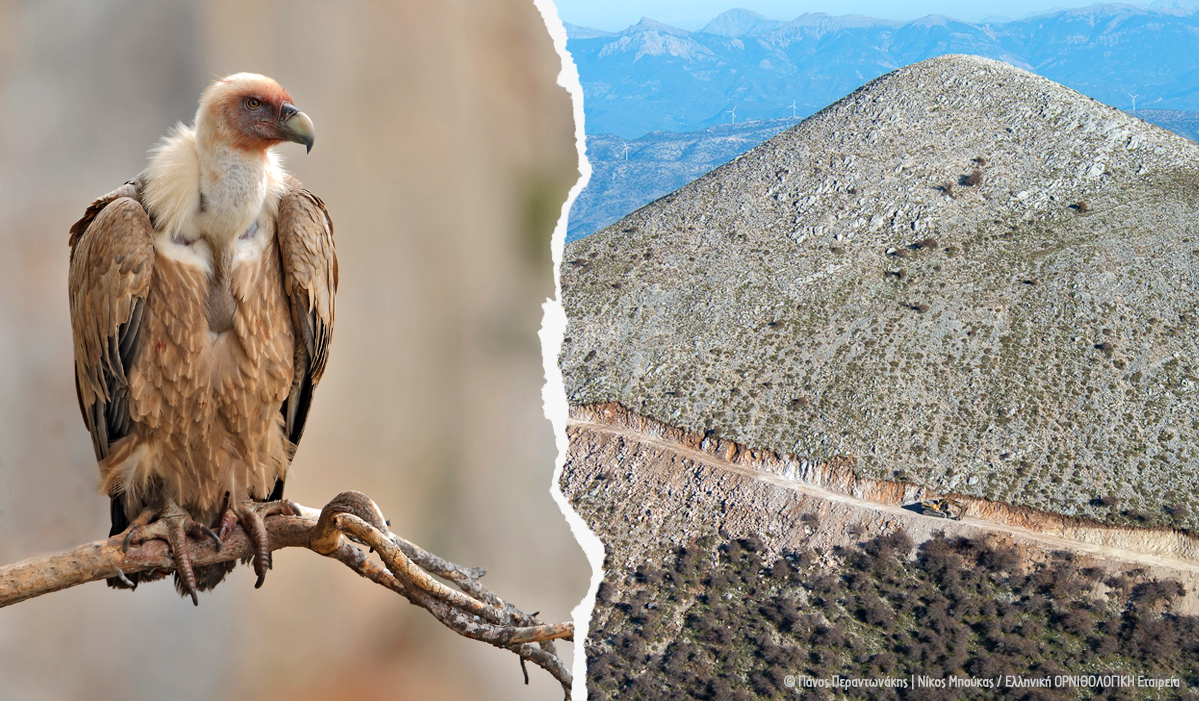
left=533, top=1, right=604, bottom=699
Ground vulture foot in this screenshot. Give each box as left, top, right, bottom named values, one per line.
left=124, top=501, right=222, bottom=606
left=218, top=499, right=300, bottom=588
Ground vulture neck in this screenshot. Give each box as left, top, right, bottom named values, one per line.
left=194, top=136, right=271, bottom=245
left=143, top=124, right=287, bottom=276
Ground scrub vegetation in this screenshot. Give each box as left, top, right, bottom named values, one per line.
left=587, top=529, right=1199, bottom=700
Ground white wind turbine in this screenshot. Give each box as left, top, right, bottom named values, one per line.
left=789, top=99, right=798, bottom=118
left=621, top=144, right=631, bottom=161
left=726, top=105, right=737, bottom=124
left=1125, top=90, right=1140, bottom=115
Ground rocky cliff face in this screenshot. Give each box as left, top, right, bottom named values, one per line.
left=562, top=55, right=1199, bottom=529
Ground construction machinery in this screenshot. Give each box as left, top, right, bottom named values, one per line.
left=913, top=497, right=965, bottom=520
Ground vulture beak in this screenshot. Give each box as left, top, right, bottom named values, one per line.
left=278, top=102, right=315, bottom=153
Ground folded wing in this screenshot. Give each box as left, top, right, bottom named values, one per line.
left=276, top=185, right=337, bottom=465
left=68, top=184, right=154, bottom=464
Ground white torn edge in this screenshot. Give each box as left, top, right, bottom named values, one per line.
left=533, top=2, right=604, bottom=699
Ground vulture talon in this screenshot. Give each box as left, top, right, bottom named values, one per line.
left=197, top=524, right=223, bottom=552
left=120, top=501, right=219, bottom=605
left=221, top=499, right=294, bottom=589
left=121, top=507, right=157, bottom=553
left=217, top=509, right=240, bottom=542
left=112, top=568, right=137, bottom=589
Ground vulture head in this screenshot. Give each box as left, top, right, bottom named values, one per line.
left=197, top=73, right=315, bottom=154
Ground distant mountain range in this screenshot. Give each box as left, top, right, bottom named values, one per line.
left=566, top=4, right=1199, bottom=138
left=568, top=108, right=1199, bottom=240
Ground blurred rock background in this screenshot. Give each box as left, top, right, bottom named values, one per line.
left=0, top=1, right=587, bottom=699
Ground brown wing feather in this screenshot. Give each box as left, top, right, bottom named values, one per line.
left=68, top=177, right=143, bottom=255
left=69, top=191, right=155, bottom=462
left=276, top=185, right=336, bottom=457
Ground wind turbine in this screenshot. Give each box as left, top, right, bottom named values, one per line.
left=621, top=144, right=631, bottom=161
left=789, top=99, right=798, bottom=119
left=1125, top=90, right=1140, bottom=115
left=726, top=105, right=737, bottom=124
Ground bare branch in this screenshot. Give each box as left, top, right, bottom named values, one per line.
left=0, top=491, right=573, bottom=697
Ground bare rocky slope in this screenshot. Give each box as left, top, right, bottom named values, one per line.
left=562, top=55, right=1199, bottom=530
left=567, top=118, right=799, bottom=241
left=568, top=110, right=1199, bottom=242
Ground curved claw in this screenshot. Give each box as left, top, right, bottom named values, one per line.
left=197, top=524, right=222, bottom=552
left=123, top=527, right=140, bottom=553
left=121, top=507, right=158, bottom=553
left=218, top=510, right=239, bottom=542
left=112, top=568, right=137, bottom=589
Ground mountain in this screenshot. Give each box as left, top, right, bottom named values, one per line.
left=561, top=55, right=1199, bottom=531
left=1151, top=0, right=1199, bottom=9
left=570, top=109, right=1199, bottom=241
left=568, top=118, right=799, bottom=241
left=699, top=8, right=785, bottom=37
left=562, top=22, right=613, bottom=39
left=619, top=17, right=692, bottom=36
left=566, top=4, right=1199, bottom=137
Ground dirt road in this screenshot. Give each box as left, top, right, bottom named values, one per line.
left=567, top=405, right=1199, bottom=578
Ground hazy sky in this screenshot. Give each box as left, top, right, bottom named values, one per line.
left=554, top=1, right=1165, bottom=31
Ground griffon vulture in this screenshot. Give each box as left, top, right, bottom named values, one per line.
left=68, top=73, right=336, bottom=604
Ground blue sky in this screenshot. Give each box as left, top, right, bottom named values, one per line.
left=554, top=1, right=1178, bottom=31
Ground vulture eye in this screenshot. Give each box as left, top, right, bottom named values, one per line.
left=246, top=98, right=262, bottom=110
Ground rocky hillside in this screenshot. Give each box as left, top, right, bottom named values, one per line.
left=561, top=55, right=1199, bottom=530
left=568, top=119, right=799, bottom=241
left=569, top=110, right=1199, bottom=242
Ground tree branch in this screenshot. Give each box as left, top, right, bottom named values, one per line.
left=0, top=491, right=574, bottom=697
